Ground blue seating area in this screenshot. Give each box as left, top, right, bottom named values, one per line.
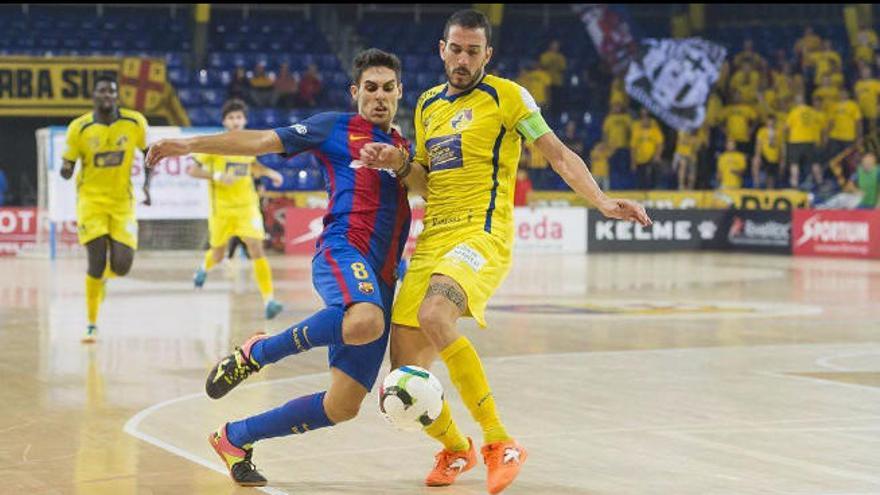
left=0, top=6, right=347, bottom=129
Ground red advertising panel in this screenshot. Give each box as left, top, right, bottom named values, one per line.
left=0, top=208, right=38, bottom=256
left=792, top=209, right=880, bottom=259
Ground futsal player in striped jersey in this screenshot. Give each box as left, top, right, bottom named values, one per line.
left=147, top=48, right=412, bottom=487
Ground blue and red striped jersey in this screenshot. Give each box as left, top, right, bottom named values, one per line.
left=274, top=112, right=412, bottom=286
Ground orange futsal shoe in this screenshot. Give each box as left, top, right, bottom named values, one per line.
left=424, top=437, right=477, bottom=487
left=482, top=439, right=528, bottom=494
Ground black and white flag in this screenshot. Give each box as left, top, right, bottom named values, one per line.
left=624, top=38, right=726, bottom=131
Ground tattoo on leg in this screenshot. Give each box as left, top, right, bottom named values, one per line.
left=425, top=283, right=466, bottom=313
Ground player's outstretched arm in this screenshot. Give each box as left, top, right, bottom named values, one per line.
left=146, top=130, right=284, bottom=167
left=534, top=132, right=651, bottom=226
left=60, top=159, right=76, bottom=180
left=359, top=142, right=428, bottom=198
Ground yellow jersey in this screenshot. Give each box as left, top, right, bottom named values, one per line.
left=729, top=70, right=760, bottom=103
left=414, top=74, right=550, bottom=244
left=812, top=85, right=839, bottom=114
left=806, top=50, right=842, bottom=82
left=539, top=50, right=567, bottom=86
left=516, top=69, right=552, bottom=106
left=674, top=131, right=699, bottom=159
left=756, top=126, right=782, bottom=163
left=854, top=78, right=880, bottom=119
left=63, top=108, right=148, bottom=208
left=630, top=124, right=664, bottom=165
left=828, top=100, right=862, bottom=142
left=854, top=29, right=879, bottom=65
left=717, top=151, right=747, bottom=188
left=786, top=105, right=825, bottom=144
left=796, top=34, right=822, bottom=56
left=192, top=153, right=260, bottom=213
left=589, top=146, right=610, bottom=178
left=721, top=104, right=758, bottom=143
left=602, top=112, right=633, bottom=151
left=610, top=78, right=628, bottom=107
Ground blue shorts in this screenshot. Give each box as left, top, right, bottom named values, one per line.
left=312, top=244, right=393, bottom=391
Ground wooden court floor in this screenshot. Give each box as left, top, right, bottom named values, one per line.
left=2, top=251, right=879, bottom=494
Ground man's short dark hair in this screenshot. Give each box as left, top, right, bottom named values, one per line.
left=352, top=48, right=401, bottom=85
left=444, top=9, right=492, bottom=46
left=222, top=98, right=248, bottom=119
left=94, top=73, right=118, bottom=91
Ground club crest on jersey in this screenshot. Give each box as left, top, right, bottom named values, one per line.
left=358, top=281, right=375, bottom=295
left=291, top=124, right=308, bottom=135
left=115, top=135, right=128, bottom=147
left=451, top=108, right=473, bottom=131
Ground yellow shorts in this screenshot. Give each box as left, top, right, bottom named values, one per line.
left=77, top=200, right=138, bottom=249
left=208, top=206, right=265, bottom=248
left=392, top=230, right=511, bottom=329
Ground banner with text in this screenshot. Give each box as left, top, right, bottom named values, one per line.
left=589, top=209, right=792, bottom=254
left=0, top=56, right=189, bottom=124
left=281, top=206, right=588, bottom=256
left=793, top=209, right=880, bottom=259
left=0, top=207, right=37, bottom=256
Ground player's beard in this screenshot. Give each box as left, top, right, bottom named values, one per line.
left=447, top=66, right=484, bottom=91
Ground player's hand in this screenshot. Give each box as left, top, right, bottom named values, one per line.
left=359, top=142, right=403, bottom=170
left=269, top=170, right=284, bottom=187
left=598, top=198, right=652, bottom=227
left=146, top=139, right=191, bottom=167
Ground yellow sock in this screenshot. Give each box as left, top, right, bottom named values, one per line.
left=203, top=249, right=217, bottom=271
left=252, top=256, right=274, bottom=302
left=424, top=400, right=470, bottom=452
left=85, top=275, right=103, bottom=325
left=440, top=336, right=510, bottom=445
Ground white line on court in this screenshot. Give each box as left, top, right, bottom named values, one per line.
left=124, top=345, right=879, bottom=494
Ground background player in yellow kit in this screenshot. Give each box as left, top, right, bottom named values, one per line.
left=360, top=9, right=651, bottom=494
left=61, top=74, right=151, bottom=343
left=188, top=99, right=285, bottom=320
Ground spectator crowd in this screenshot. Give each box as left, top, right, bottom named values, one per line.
left=228, top=62, right=324, bottom=110
left=516, top=24, right=880, bottom=209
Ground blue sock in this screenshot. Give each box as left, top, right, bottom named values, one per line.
left=226, top=391, right=334, bottom=446
left=251, top=306, right=345, bottom=366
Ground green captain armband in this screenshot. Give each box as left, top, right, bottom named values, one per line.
left=516, top=112, right=552, bottom=143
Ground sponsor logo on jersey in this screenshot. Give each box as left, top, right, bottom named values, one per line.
left=451, top=108, right=473, bottom=131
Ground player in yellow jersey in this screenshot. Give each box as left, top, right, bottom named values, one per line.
left=188, top=99, right=285, bottom=320
left=359, top=10, right=651, bottom=494
left=61, top=75, right=151, bottom=343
